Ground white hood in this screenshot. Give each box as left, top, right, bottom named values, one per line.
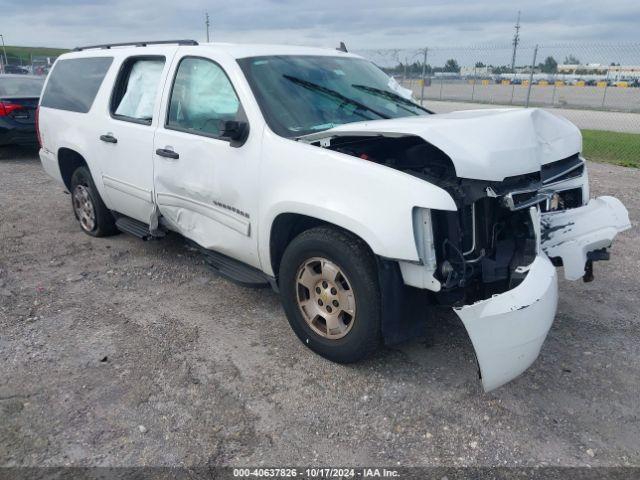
left=302, top=108, right=582, bottom=182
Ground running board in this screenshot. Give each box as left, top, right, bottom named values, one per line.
left=115, top=216, right=164, bottom=241
left=199, top=248, right=270, bottom=288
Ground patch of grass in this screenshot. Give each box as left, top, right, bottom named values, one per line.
left=582, top=129, right=640, bottom=168
left=3, top=45, right=69, bottom=64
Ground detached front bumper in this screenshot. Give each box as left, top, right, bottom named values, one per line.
left=453, top=195, right=629, bottom=392
left=541, top=196, right=631, bottom=280
left=454, top=254, right=558, bottom=391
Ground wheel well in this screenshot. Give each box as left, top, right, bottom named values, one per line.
left=269, top=213, right=376, bottom=278
left=58, top=148, right=88, bottom=191
left=270, top=214, right=325, bottom=277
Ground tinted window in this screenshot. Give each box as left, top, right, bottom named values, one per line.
left=0, top=76, right=45, bottom=97
left=111, top=57, right=165, bottom=123
left=167, top=57, right=241, bottom=137
left=238, top=55, right=429, bottom=138
left=41, top=57, right=113, bottom=113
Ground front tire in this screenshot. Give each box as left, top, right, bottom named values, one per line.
left=279, top=226, right=381, bottom=363
left=70, top=166, right=118, bottom=237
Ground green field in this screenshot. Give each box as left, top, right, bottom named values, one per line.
left=2, top=45, right=69, bottom=63
left=582, top=130, right=640, bottom=168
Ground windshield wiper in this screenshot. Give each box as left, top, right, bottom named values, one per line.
left=283, top=75, right=390, bottom=120
left=351, top=84, right=433, bottom=114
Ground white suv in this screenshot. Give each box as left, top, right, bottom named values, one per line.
left=37, top=40, right=630, bottom=391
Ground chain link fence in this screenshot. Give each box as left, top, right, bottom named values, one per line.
left=356, top=43, right=640, bottom=166
left=0, top=53, right=57, bottom=76
left=1, top=43, right=638, bottom=165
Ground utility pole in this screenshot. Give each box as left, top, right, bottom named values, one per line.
left=510, top=11, right=521, bottom=72
left=205, top=12, right=211, bottom=42
left=403, top=56, right=408, bottom=84
left=525, top=44, right=538, bottom=108
left=0, top=34, right=8, bottom=71
left=420, top=47, right=428, bottom=105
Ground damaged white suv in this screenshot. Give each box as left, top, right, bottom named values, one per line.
left=37, top=40, right=630, bottom=391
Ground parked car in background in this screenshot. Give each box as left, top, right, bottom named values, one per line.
left=0, top=74, right=45, bottom=147
left=3, top=65, right=30, bottom=75
left=37, top=41, right=630, bottom=391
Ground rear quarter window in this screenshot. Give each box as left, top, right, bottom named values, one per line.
left=41, top=57, right=113, bottom=113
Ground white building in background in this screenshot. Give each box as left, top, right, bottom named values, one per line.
left=607, top=65, right=640, bottom=80
left=558, top=64, right=640, bottom=80
left=460, top=65, right=493, bottom=77
left=557, top=64, right=608, bottom=74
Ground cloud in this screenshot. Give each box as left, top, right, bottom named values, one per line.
left=1, top=0, right=638, bottom=52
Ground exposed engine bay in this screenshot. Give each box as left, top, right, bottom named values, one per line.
left=310, top=134, right=588, bottom=305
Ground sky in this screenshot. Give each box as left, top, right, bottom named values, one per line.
left=1, top=0, right=639, bottom=54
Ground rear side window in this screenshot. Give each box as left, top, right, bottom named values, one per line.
left=41, top=57, right=113, bottom=113
left=111, top=57, right=165, bottom=124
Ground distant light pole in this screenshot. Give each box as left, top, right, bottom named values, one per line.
left=205, top=12, right=211, bottom=42
left=419, top=47, right=428, bottom=105
left=0, top=34, right=8, bottom=70
left=510, top=11, right=521, bottom=72
left=525, top=45, right=538, bottom=108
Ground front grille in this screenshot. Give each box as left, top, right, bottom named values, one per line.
left=542, top=154, right=584, bottom=185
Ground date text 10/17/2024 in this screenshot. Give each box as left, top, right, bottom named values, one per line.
left=233, top=468, right=400, bottom=478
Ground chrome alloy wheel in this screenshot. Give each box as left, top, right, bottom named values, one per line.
left=295, top=257, right=356, bottom=340
left=72, top=184, right=96, bottom=232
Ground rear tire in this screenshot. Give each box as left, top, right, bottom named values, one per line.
left=70, top=166, right=118, bottom=237
left=279, top=226, right=381, bottom=363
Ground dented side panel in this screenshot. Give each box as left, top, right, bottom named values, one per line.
left=541, top=196, right=631, bottom=280
left=454, top=254, right=558, bottom=392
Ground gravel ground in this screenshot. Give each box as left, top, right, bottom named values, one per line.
left=1, top=147, right=639, bottom=468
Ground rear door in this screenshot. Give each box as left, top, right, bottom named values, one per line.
left=153, top=52, right=262, bottom=268
left=95, top=50, right=176, bottom=223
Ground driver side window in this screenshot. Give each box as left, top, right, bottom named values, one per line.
left=167, top=57, right=241, bottom=137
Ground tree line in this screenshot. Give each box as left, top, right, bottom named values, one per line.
left=380, top=55, right=619, bottom=77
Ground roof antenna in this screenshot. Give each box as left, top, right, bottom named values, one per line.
left=337, top=41, right=348, bottom=53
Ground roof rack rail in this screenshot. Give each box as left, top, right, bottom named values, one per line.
left=72, top=39, right=198, bottom=52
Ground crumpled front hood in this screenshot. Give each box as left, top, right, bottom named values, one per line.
left=302, top=108, right=582, bottom=182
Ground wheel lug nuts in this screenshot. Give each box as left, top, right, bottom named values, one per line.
left=326, top=306, right=332, bottom=313
left=318, top=299, right=323, bottom=306
left=322, top=281, right=328, bottom=288
left=315, top=287, right=321, bottom=294
left=333, top=300, right=339, bottom=307
left=330, top=288, right=337, bottom=295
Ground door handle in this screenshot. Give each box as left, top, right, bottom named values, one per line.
left=99, top=134, right=118, bottom=144
left=156, top=148, right=179, bottom=159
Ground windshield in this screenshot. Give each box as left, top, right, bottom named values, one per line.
left=0, top=76, right=45, bottom=97
left=238, top=55, right=429, bottom=138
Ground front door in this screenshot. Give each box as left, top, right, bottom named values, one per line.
left=153, top=54, right=261, bottom=268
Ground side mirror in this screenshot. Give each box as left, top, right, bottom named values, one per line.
left=219, top=120, right=249, bottom=147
